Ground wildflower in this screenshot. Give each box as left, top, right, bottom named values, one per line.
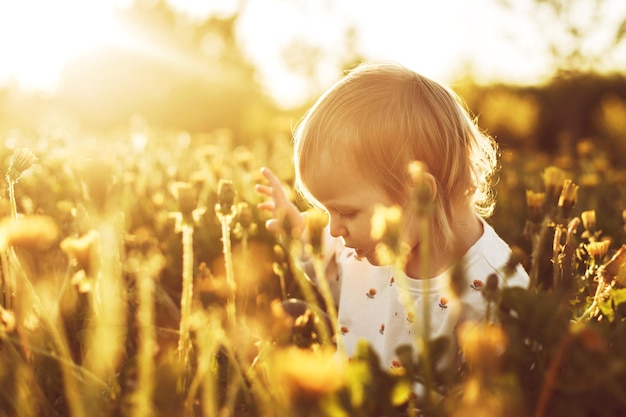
left=458, top=321, right=507, bottom=375
left=525, top=190, right=546, bottom=223
left=0, top=215, right=59, bottom=251
left=580, top=210, right=596, bottom=234
left=602, top=244, right=626, bottom=286
left=585, top=240, right=610, bottom=262
left=304, top=208, right=328, bottom=256
left=371, top=204, right=405, bottom=264
left=170, top=181, right=197, bottom=219
left=216, top=179, right=236, bottom=216
left=60, top=230, right=100, bottom=271
left=541, top=166, right=566, bottom=206
left=482, top=273, right=499, bottom=303
left=6, top=147, right=38, bottom=183
left=557, top=179, right=579, bottom=220
left=270, top=346, right=346, bottom=399
left=503, top=245, right=526, bottom=276
left=407, top=160, right=434, bottom=214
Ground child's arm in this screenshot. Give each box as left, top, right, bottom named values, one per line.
left=255, top=167, right=306, bottom=238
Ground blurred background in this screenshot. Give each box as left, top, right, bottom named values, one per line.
left=1, top=0, right=626, bottom=242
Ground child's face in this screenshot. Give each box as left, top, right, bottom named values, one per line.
left=305, top=164, right=398, bottom=266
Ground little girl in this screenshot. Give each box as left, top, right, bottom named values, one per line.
left=256, top=61, right=529, bottom=376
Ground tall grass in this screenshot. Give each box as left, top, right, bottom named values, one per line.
left=0, top=130, right=625, bottom=417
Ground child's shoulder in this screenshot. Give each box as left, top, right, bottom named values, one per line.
left=465, top=218, right=528, bottom=282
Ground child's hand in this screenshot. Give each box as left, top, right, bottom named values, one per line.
left=255, top=167, right=306, bottom=238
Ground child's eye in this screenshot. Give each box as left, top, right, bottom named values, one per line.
left=339, top=211, right=357, bottom=220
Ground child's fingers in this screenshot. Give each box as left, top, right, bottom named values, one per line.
left=260, top=167, right=288, bottom=202
left=265, top=219, right=282, bottom=234
left=255, top=184, right=273, bottom=197
left=257, top=201, right=275, bottom=212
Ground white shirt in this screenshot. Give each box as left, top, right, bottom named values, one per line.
left=315, top=217, right=529, bottom=369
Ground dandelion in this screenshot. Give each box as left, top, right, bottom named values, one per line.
left=580, top=210, right=597, bottom=236
left=585, top=240, right=610, bottom=262
left=457, top=321, right=507, bottom=375
left=304, top=208, right=328, bottom=256
left=407, top=160, right=434, bottom=215
left=6, top=147, right=38, bottom=183
left=269, top=346, right=346, bottom=406
left=5, top=148, right=38, bottom=220
left=525, top=190, right=546, bottom=224
left=371, top=204, right=405, bottom=265
left=300, top=207, right=341, bottom=349
left=541, top=166, right=566, bottom=207
left=557, top=179, right=579, bottom=220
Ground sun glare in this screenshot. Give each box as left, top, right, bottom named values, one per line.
left=0, top=0, right=133, bottom=92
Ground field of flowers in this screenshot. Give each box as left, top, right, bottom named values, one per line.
left=0, top=126, right=625, bottom=417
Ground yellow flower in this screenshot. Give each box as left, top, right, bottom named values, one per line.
left=580, top=210, right=596, bottom=233
left=525, top=190, right=546, bottom=223
left=585, top=240, right=610, bottom=261
left=541, top=166, right=566, bottom=205
left=458, top=321, right=507, bottom=374
left=304, top=208, right=328, bottom=256
left=0, top=215, right=59, bottom=251
left=370, top=204, right=402, bottom=242
left=270, top=346, right=346, bottom=399
left=557, top=179, right=579, bottom=220
left=370, top=204, right=405, bottom=264
left=60, top=230, right=100, bottom=271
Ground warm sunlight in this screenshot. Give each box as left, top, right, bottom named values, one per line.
left=0, top=0, right=132, bottom=92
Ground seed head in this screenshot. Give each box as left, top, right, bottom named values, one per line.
left=171, top=182, right=197, bottom=219
left=6, top=147, right=38, bottom=182
left=216, top=179, right=236, bottom=216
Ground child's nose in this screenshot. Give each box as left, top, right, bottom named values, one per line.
left=328, top=214, right=347, bottom=238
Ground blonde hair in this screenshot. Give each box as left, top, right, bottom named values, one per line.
left=293, top=61, right=499, bottom=254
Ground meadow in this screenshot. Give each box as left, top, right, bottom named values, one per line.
left=0, top=124, right=625, bottom=417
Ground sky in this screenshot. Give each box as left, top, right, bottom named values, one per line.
left=0, top=0, right=625, bottom=107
